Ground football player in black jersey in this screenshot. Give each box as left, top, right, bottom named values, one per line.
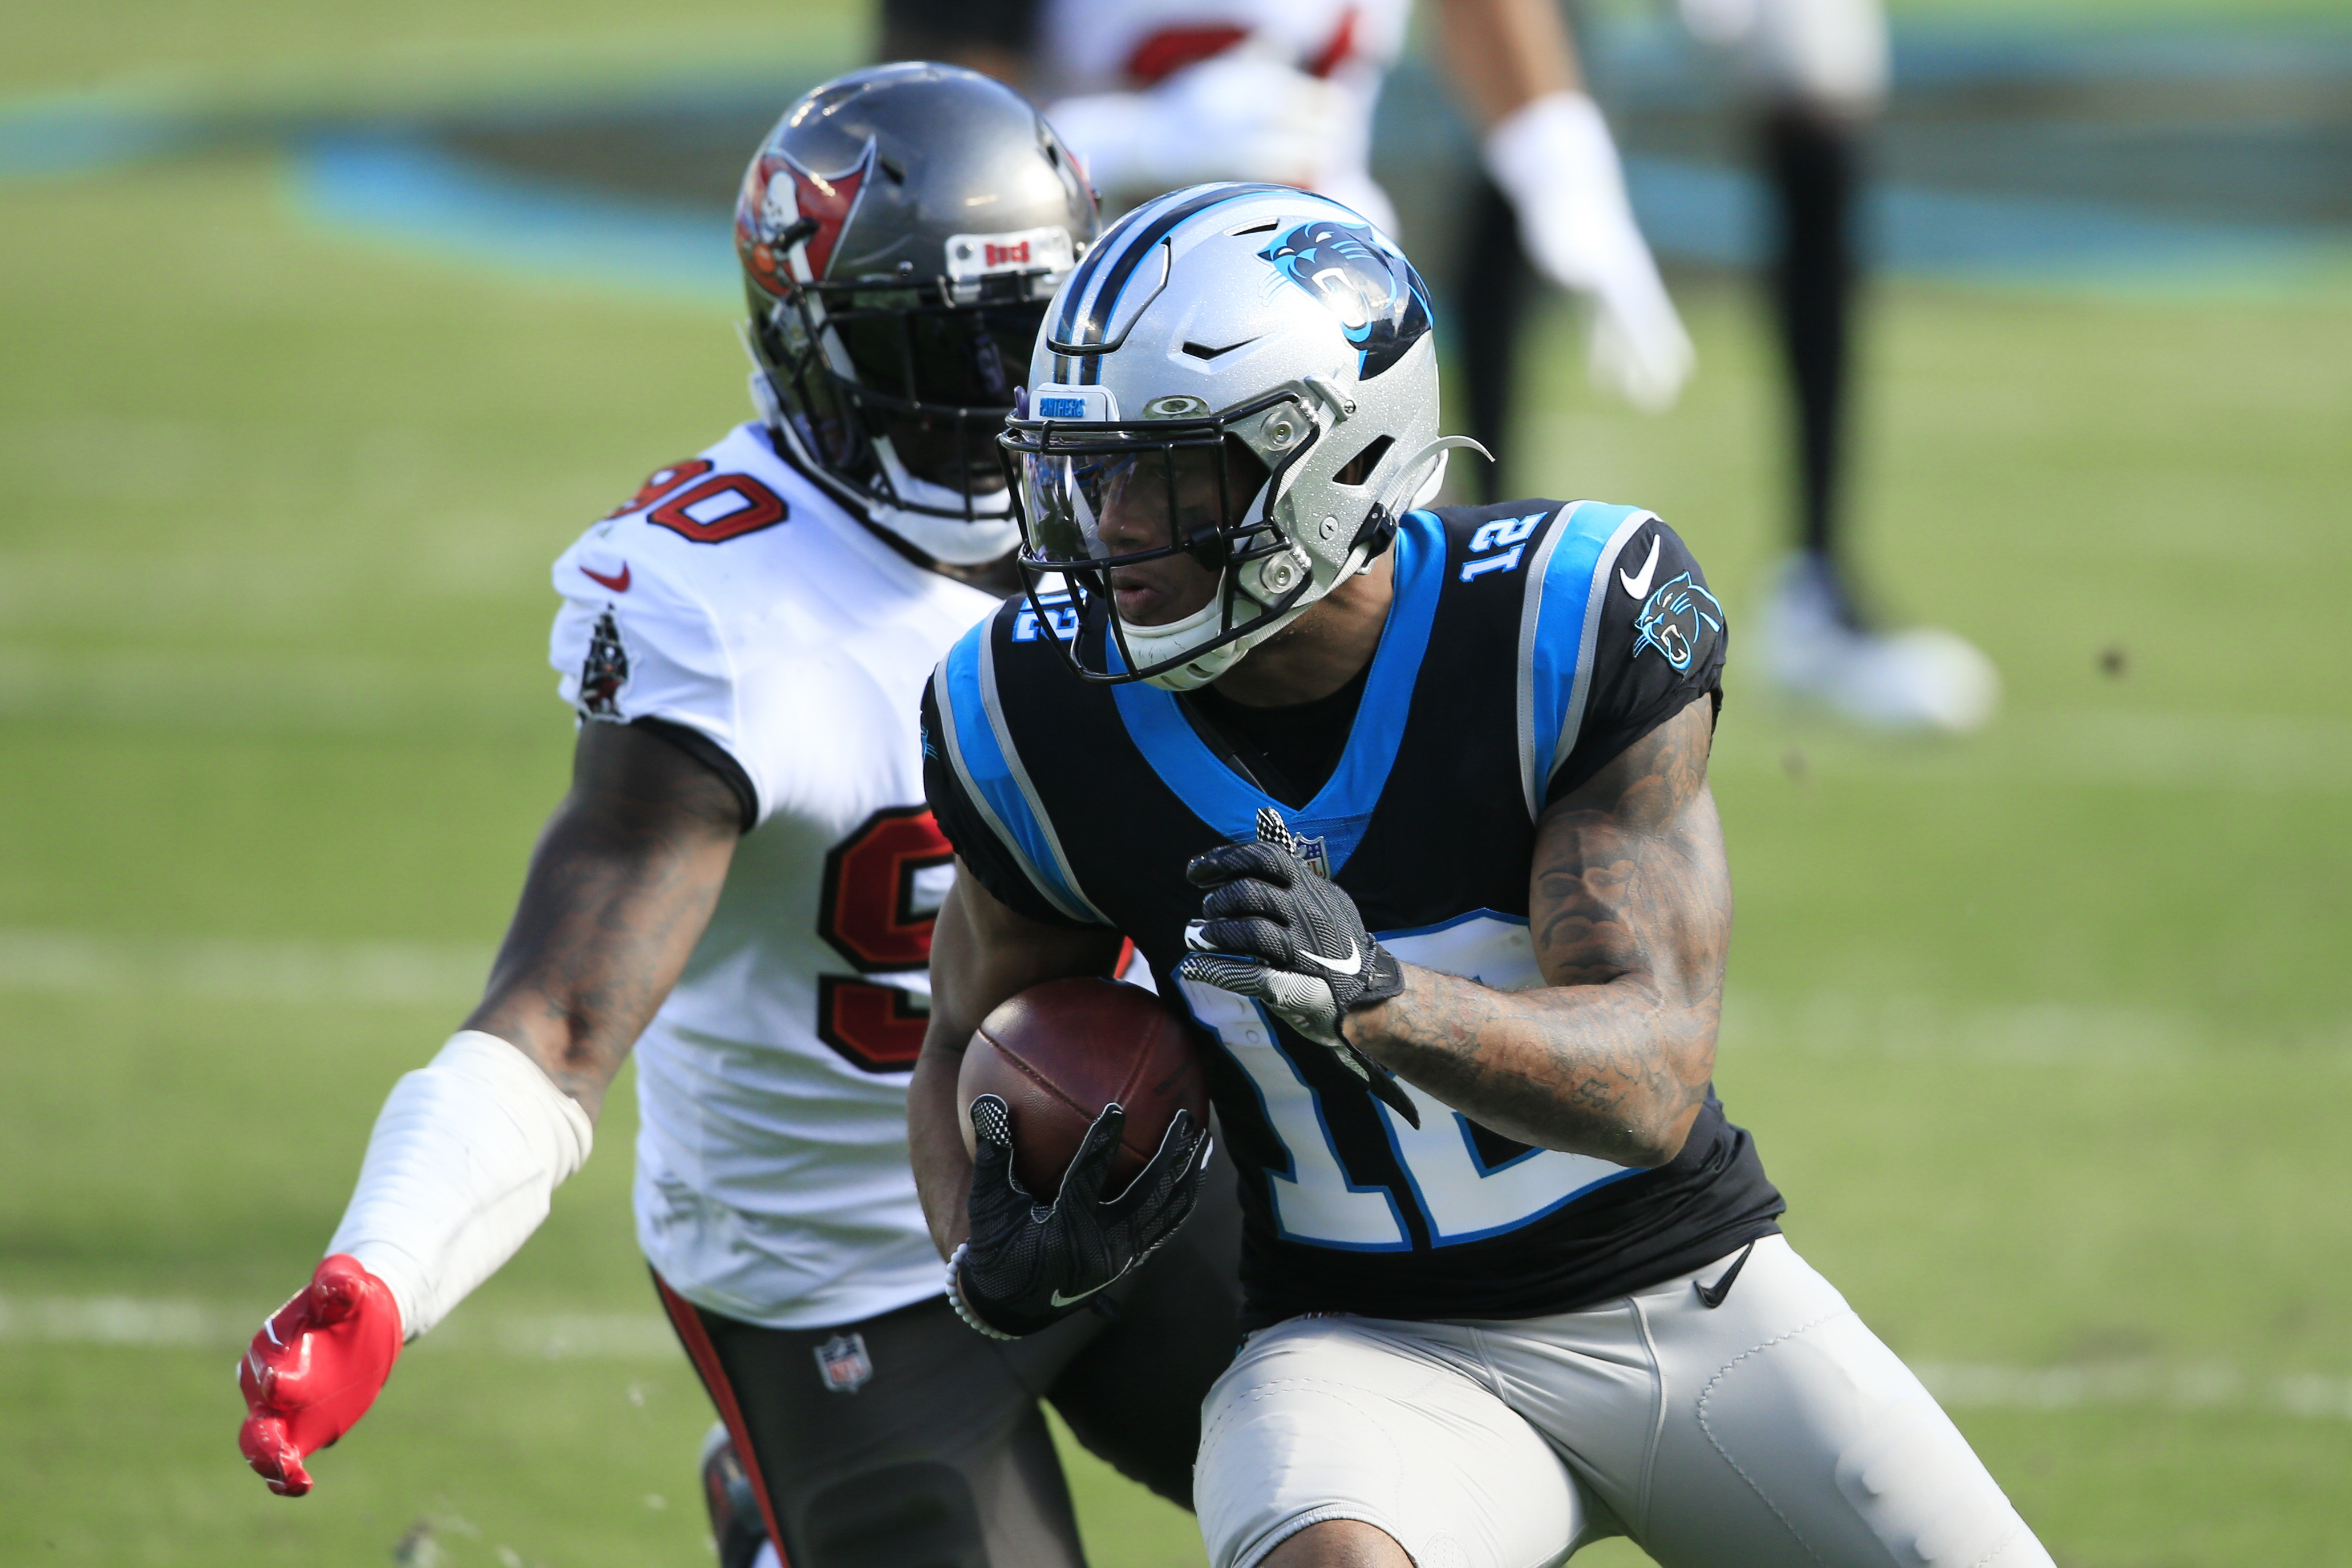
left=910, top=184, right=2051, bottom=1568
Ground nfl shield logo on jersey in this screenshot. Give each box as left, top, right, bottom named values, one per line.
left=813, top=1332, right=874, bottom=1393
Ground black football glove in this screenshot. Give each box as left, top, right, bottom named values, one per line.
left=1176, top=808, right=1420, bottom=1127
left=948, top=1094, right=1212, bottom=1340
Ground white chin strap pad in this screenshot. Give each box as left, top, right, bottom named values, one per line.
left=327, top=1031, right=594, bottom=1340
left=876, top=505, right=1023, bottom=566
left=1131, top=441, right=1485, bottom=690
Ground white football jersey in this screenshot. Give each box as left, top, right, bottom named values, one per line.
left=1035, top=0, right=1414, bottom=226
left=548, top=423, right=999, bottom=1330
left=1037, top=0, right=1409, bottom=91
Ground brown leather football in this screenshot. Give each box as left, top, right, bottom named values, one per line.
left=958, top=978, right=1208, bottom=1202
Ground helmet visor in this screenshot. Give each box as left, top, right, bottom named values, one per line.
left=832, top=296, right=1040, bottom=410
left=1016, top=433, right=1263, bottom=569
left=755, top=282, right=1055, bottom=504
left=1004, top=407, right=1314, bottom=682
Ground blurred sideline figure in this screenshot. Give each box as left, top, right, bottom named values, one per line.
left=890, top=0, right=1697, bottom=415
left=234, top=65, right=1244, bottom=1568
left=1667, top=0, right=1997, bottom=732
left=889, top=0, right=1997, bottom=732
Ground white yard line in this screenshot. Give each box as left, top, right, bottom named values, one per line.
left=1717, top=707, right=2352, bottom=795
left=1914, top=1362, right=2352, bottom=1422
left=0, top=1294, right=675, bottom=1361
left=1718, top=990, right=2350, bottom=1068
left=5, top=1293, right=2345, bottom=1416
left=0, top=928, right=491, bottom=1005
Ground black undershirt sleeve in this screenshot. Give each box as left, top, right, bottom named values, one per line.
left=918, top=678, right=1096, bottom=930
left=1548, top=521, right=1727, bottom=806
left=629, top=716, right=758, bottom=833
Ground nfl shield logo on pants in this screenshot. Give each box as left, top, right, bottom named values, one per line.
left=813, top=1332, right=873, bottom=1393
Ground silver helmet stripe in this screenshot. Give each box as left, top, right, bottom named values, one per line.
left=1056, top=184, right=1294, bottom=373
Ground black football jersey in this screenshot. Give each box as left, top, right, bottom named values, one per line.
left=922, top=501, right=1783, bottom=1323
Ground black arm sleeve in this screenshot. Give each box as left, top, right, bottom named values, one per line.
left=919, top=678, right=1096, bottom=930
left=1547, top=520, right=1727, bottom=805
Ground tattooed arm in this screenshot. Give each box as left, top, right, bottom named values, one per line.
left=462, top=720, right=743, bottom=1119
left=1345, top=695, right=1727, bottom=1166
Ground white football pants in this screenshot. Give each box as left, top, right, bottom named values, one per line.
left=1196, top=1235, right=2051, bottom=1568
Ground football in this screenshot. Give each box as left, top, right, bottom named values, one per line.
left=958, top=978, right=1208, bottom=1202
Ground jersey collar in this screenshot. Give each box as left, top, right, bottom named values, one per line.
left=1105, top=510, right=1444, bottom=877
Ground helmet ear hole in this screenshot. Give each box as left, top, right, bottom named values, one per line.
left=1332, top=435, right=1394, bottom=488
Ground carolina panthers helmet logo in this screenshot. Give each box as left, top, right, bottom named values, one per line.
left=1632, top=574, right=1724, bottom=672
left=1260, top=220, right=1433, bottom=379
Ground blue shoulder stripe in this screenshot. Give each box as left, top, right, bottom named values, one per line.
left=1517, top=501, right=1654, bottom=817
left=933, top=621, right=1107, bottom=926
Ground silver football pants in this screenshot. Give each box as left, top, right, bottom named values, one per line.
left=1196, top=1235, right=2051, bottom=1568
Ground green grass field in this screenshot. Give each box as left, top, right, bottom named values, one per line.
left=3, top=3, right=2349, bottom=1565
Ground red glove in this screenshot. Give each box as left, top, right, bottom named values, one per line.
left=236, top=1254, right=403, bottom=1496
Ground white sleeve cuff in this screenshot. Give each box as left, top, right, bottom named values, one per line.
left=327, top=1031, right=594, bottom=1340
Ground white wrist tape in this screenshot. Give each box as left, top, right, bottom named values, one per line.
left=1481, top=90, right=1694, bottom=412
left=1481, top=91, right=1630, bottom=233
left=327, top=1031, right=594, bottom=1340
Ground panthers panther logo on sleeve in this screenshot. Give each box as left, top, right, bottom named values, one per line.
left=1261, top=219, right=1432, bottom=379
left=1632, top=575, right=1724, bottom=673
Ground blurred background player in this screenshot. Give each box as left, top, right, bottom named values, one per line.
left=882, top=0, right=1995, bottom=732
left=1659, top=0, right=1997, bottom=732
left=233, top=64, right=1243, bottom=1568
left=887, top=0, right=1695, bottom=417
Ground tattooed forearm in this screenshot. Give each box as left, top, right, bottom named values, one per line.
left=462, top=721, right=742, bottom=1119
left=1345, top=697, right=1728, bottom=1165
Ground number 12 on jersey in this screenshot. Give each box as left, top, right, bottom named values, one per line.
left=1179, top=912, right=1633, bottom=1249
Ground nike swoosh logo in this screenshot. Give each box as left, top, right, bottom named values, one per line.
left=1694, top=1239, right=1758, bottom=1309
left=582, top=563, right=631, bottom=593
left=1618, top=534, right=1659, bottom=599
left=1300, top=941, right=1361, bottom=977
left=1050, top=1257, right=1137, bottom=1308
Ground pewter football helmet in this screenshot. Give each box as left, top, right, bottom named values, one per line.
left=737, top=63, right=1098, bottom=564
left=1000, top=183, right=1477, bottom=687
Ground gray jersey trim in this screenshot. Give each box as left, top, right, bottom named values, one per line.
left=931, top=653, right=1096, bottom=927
left=1548, top=509, right=1659, bottom=797
left=975, top=631, right=1112, bottom=926
left=1513, top=503, right=1579, bottom=823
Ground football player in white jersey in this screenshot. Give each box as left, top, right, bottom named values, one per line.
left=884, top=0, right=1998, bottom=730
left=886, top=0, right=1694, bottom=412
left=233, top=64, right=1244, bottom=1568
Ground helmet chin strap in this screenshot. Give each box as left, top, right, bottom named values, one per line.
left=1132, top=595, right=1314, bottom=692
left=747, top=370, right=1021, bottom=566
left=867, top=437, right=1021, bottom=563
left=1132, top=435, right=1493, bottom=690
left=873, top=503, right=1022, bottom=565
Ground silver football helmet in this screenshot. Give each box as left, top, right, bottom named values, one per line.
left=737, top=63, right=1098, bottom=564
left=1000, top=184, right=1479, bottom=687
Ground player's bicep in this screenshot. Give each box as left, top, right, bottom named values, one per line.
left=1529, top=695, right=1729, bottom=1007
left=929, top=861, right=1125, bottom=1059
left=465, top=722, right=742, bottom=1106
